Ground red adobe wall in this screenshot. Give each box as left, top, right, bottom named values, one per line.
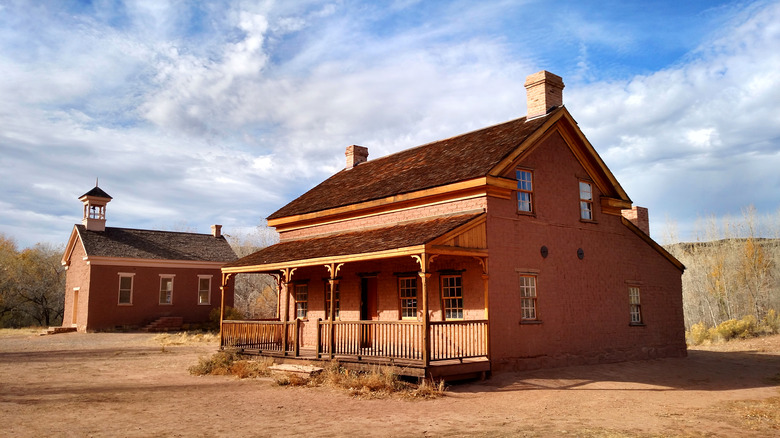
left=62, top=242, right=92, bottom=332
left=485, top=130, right=686, bottom=371
left=82, top=264, right=233, bottom=331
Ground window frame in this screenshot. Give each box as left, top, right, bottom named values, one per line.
left=197, top=275, right=212, bottom=305
left=295, top=283, right=309, bottom=320
left=516, top=168, right=534, bottom=214
left=629, top=286, right=643, bottom=325
left=579, top=180, right=594, bottom=221
left=118, top=273, right=135, bottom=306
left=398, top=276, right=418, bottom=320
left=441, top=274, right=464, bottom=320
left=519, top=274, right=539, bottom=322
left=159, top=275, right=175, bottom=305
left=323, top=280, right=340, bottom=320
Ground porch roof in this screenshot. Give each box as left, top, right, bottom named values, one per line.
left=223, top=212, right=484, bottom=273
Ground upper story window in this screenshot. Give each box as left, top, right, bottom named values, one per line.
left=398, top=276, right=418, bottom=319
left=516, top=169, right=534, bottom=213
left=295, top=283, right=309, bottom=319
left=579, top=181, right=593, bottom=220
left=159, top=275, right=174, bottom=305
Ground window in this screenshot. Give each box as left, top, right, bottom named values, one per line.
left=579, top=181, right=593, bottom=220
left=399, top=277, right=418, bottom=319
left=324, top=281, right=340, bottom=319
left=441, top=275, right=463, bottom=320
left=118, top=274, right=134, bottom=305
left=198, top=276, right=212, bottom=305
left=159, top=276, right=174, bottom=305
left=629, top=287, right=642, bottom=324
left=295, top=284, right=308, bottom=319
left=516, top=169, right=534, bottom=213
left=519, top=275, right=538, bottom=320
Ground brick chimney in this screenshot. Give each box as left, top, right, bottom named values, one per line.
left=211, top=224, right=222, bottom=238
left=622, top=206, right=650, bottom=236
left=345, top=145, right=369, bottom=170
left=524, top=70, right=565, bottom=119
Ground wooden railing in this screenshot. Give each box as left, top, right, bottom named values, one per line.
left=318, top=320, right=424, bottom=360
left=222, top=319, right=488, bottom=363
left=430, top=320, right=488, bottom=360
left=221, top=320, right=297, bottom=354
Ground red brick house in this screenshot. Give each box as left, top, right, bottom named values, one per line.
left=61, top=186, right=237, bottom=332
left=220, top=71, right=686, bottom=379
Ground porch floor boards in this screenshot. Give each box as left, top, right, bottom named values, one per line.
left=234, top=347, right=490, bottom=380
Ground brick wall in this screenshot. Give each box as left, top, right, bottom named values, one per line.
left=485, top=130, right=685, bottom=371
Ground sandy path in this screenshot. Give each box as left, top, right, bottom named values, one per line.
left=1, top=332, right=779, bottom=437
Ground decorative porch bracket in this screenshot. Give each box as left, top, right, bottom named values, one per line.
left=325, top=262, right=344, bottom=359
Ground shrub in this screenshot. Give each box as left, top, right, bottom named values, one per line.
left=761, top=309, right=780, bottom=335
left=715, top=316, right=757, bottom=341
left=687, top=322, right=710, bottom=345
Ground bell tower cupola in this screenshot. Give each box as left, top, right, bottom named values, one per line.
left=79, top=182, right=112, bottom=232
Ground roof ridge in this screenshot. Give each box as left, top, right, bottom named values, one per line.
left=76, top=224, right=219, bottom=238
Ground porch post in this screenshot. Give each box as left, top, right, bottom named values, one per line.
left=418, top=258, right=431, bottom=368
left=328, top=277, right=337, bottom=359
left=280, top=267, right=295, bottom=355
left=482, top=272, right=490, bottom=360
left=219, top=273, right=228, bottom=348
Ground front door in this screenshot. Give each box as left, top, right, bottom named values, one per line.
left=360, top=277, right=378, bottom=347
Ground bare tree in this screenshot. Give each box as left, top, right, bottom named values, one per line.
left=226, top=222, right=280, bottom=319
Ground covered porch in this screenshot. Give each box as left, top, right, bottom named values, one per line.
left=218, top=212, right=492, bottom=379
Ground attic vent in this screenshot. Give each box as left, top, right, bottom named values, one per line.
left=345, top=145, right=369, bottom=170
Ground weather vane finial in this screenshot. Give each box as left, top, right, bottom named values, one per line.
left=95, top=177, right=99, bottom=187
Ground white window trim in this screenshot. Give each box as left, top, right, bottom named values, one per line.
left=117, top=273, right=135, bottom=306
left=197, top=275, right=213, bottom=305
left=159, top=274, right=175, bottom=305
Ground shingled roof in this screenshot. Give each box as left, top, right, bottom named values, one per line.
left=80, top=186, right=112, bottom=199
left=224, top=212, right=483, bottom=270
left=74, top=225, right=237, bottom=262
left=268, top=110, right=558, bottom=220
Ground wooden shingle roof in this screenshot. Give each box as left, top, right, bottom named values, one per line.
left=268, top=110, right=558, bottom=220
left=75, top=225, right=237, bottom=262
left=224, top=212, right=483, bottom=271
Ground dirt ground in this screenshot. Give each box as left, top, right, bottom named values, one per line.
left=1, top=331, right=779, bottom=437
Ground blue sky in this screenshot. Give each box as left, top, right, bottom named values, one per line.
left=1, top=0, right=779, bottom=248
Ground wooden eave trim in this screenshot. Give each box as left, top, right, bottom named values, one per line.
left=489, top=110, right=566, bottom=175
left=601, top=197, right=633, bottom=216
left=270, top=177, right=507, bottom=232
left=85, top=256, right=228, bottom=270
left=556, top=111, right=630, bottom=201
left=221, top=245, right=428, bottom=274
left=61, top=226, right=84, bottom=267
left=621, top=217, right=685, bottom=272
left=489, top=108, right=631, bottom=204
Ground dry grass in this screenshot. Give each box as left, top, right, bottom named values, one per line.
left=188, top=350, right=273, bottom=378
left=153, top=331, right=218, bottom=347
left=190, top=354, right=446, bottom=399
left=0, top=327, right=44, bottom=337
left=729, top=396, right=780, bottom=431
